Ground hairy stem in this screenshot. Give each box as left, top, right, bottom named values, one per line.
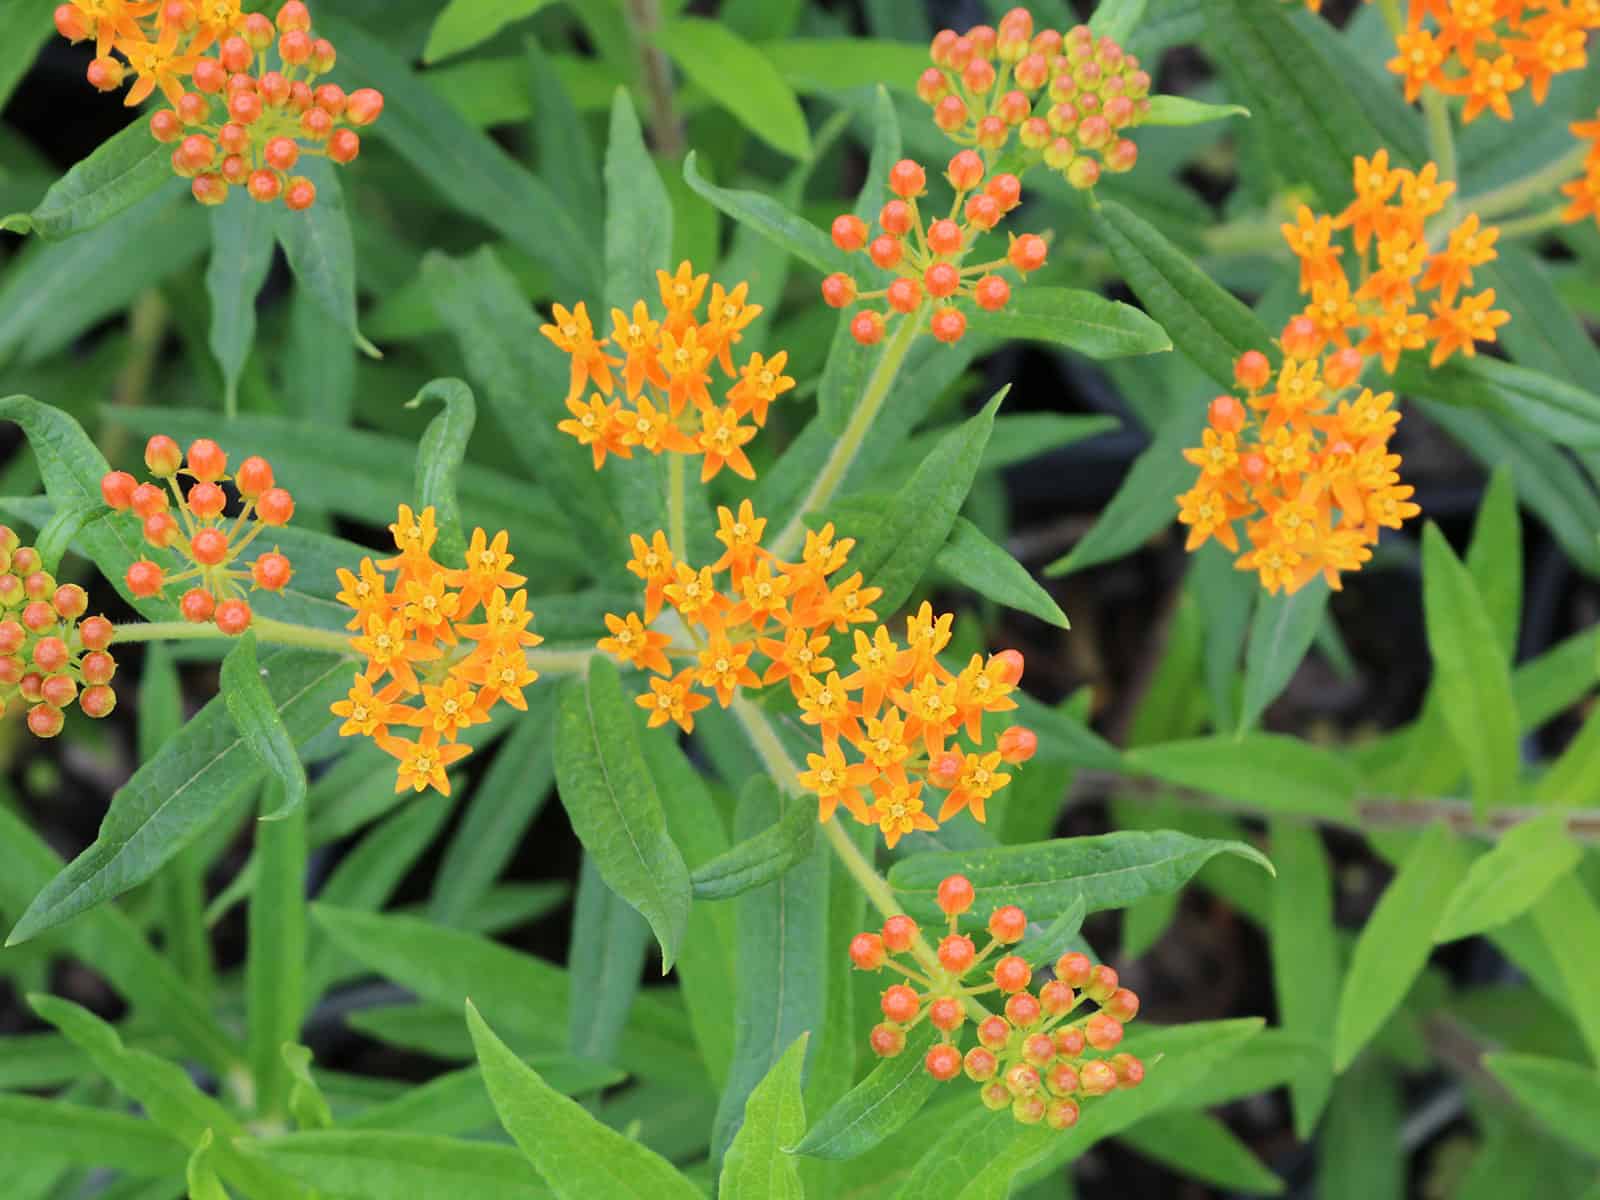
left=625, top=0, right=685, bottom=158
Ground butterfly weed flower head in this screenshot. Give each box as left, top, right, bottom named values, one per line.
left=542, top=263, right=788, bottom=482
left=851, top=874, right=1144, bottom=1129
left=822, top=153, right=1048, bottom=347
left=0, top=525, right=120, bottom=738
left=917, top=9, right=1150, bottom=187
left=103, top=435, right=299, bottom=636
left=57, top=1, right=383, bottom=210
left=333, top=507, right=540, bottom=796
left=599, top=502, right=1039, bottom=846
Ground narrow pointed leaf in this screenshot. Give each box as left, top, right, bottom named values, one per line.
left=206, top=189, right=276, bottom=412
left=1126, top=733, right=1357, bottom=821
left=935, top=516, right=1070, bottom=629
left=691, top=776, right=815, bottom=900
left=683, top=152, right=849, bottom=276
left=790, top=1024, right=938, bottom=1160
left=2, top=121, right=170, bottom=240
left=1482, top=1052, right=1600, bottom=1156
left=424, top=0, right=557, bottom=62
left=1529, top=875, right=1600, bottom=1063
left=247, top=795, right=308, bottom=1120
left=273, top=158, right=377, bottom=358
left=1435, top=811, right=1580, bottom=942
left=567, top=854, right=651, bottom=1065
left=249, top=1129, right=546, bottom=1199
left=0, top=1095, right=186, bottom=1176
left=965, top=287, right=1171, bottom=358
left=656, top=19, right=811, bottom=159
left=720, top=1035, right=808, bottom=1199
left=186, top=1131, right=229, bottom=1200
left=1116, top=1110, right=1282, bottom=1194
left=407, top=377, right=476, bottom=566
left=1141, top=94, right=1251, bottom=125
left=1268, top=820, right=1338, bottom=1136
left=221, top=633, right=310, bottom=822
left=33, top=499, right=105, bottom=574
left=1237, top=580, right=1329, bottom=733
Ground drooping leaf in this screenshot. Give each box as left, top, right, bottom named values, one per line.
left=273, top=157, right=377, bottom=358
left=1141, top=94, right=1251, bottom=126
left=691, top=776, right=815, bottom=900
left=1435, top=811, right=1580, bottom=942
left=1237, top=580, right=1330, bottom=734
left=221, top=633, right=310, bottom=822
left=965, top=287, right=1171, bottom=358
left=936, top=516, right=1069, bottom=629
left=683, top=152, right=850, bottom=277
left=407, top=377, right=476, bottom=567
left=656, top=18, right=812, bottom=159
left=720, top=1035, right=808, bottom=1199
left=790, top=1024, right=938, bottom=1161
left=1126, top=733, right=1357, bottom=821
left=424, top=0, right=557, bottom=62
left=1, top=121, right=170, bottom=240
left=554, top=660, right=691, bottom=971
left=205, top=188, right=276, bottom=414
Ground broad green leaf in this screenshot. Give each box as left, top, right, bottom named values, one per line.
left=1529, top=875, right=1600, bottom=1064
left=408, top=377, right=476, bottom=566
left=791, top=1024, right=938, bottom=1161
left=0, top=1095, right=186, bottom=1176
left=1141, top=94, right=1250, bottom=126
left=205, top=188, right=275, bottom=414
left=683, top=152, right=850, bottom=277
left=1435, top=811, right=1580, bottom=942
left=1396, top=354, right=1600, bottom=450
left=720, top=1035, right=808, bottom=1199
left=1116, top=1110, right=1281, bottom=1194
left=1237, top=580, right=1330, bottom=734
left=1482, top=1052, right=1600, bottom=1156
left=33, top=498, right=104, bottom=574
left=1465, top=466, right=1522, bottom=660
left=1, top=121, right=170, bottom=240
left=656, top=19, right=812, bottom=159
left=1421, top=523, right=1520, bottom=817
left=1126, top=733, right=1357, bottom=821
left=965, top=287, right=1171, bottom=358
left=1268, top=821, right=1338, bottom=1136
left=604, top=89, right=673, bottom=315
left=936, top=516, right=1069, bottom=629
left=888, top=830, right=1273, bottom=926
left=1319, top=1063, right=1403, bottom=1200
left=567, top=854, right=651, bottom=1065
left=468, top=1001, right=705, bottom=1200
left=273, top=158, right=377, bottom=358
left=1332, top=822, right=1469, bottom=1070
left=186, top=1130, right=228, bottom=1200
left=424, top=0, right=556, bottom=62
left=221, top=633, right=309, bottom=822
left=282, top=1045, right=334, bottom=1131
left=554, top=659, right=691, bottom=970
left=691, top=776, right=815, bottom=900
left=247, top=793, right=308, bottom=1121
left=249, top=1129, right=546, bottom=1199
left=315, top=14, right=601, bottom=301
left=1091, top=200, right=1272, bottom=388
left=8, top=649, right=346, bottom=946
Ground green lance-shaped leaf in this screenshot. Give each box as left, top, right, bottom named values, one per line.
left=684, top=152, right=852, bottom=277
left=1529, top=874, right=1600, bottom=1064
left=656, top=18, right=812, bottom=159
left=247, top=1129, right=548, bottom=1199
left=1396, top=355, right=1600, bottom=450
left=567, top=854, right=651, bottom=1066
left=1125, top=733, right=1358, bottom=822
left=33, top=499, right=105, bottom=574
left=0, top=1095, right=187, bottom=1177
left=424, top=0, right=558, bottom=62
left=965, top=286, right=1172, bottom=358
left=1116, top=1109, right=1283, bottom=1195
left=221, top=633, right=310, bottom=822
left=1091, top=199, right=1272, bottom=389
left=273, top=157, right=379, bottom=358
left=526, top=35, right=603, bottom=246
left=1269, top=820, right=1339, bottom=1137
left=1236, top=579, right=1331, bottom=734
left=1435, top=811, right=1580, bottom=942
left=790, top=1024, right=938, bottom=1161
left=1141, top=94, right=1251, bottom=126
left=1015, top=894, right=1088, bottom=968
left=935, top=516, right=1070, bottom=629
left=8, top=648, right=347, bottom=946
left=1421, top=523, right=1521, bottom=818
left=691, top=776, right=816, bottom=900
left=1332, top=821, right=1470, bottom=1071
left=1089, top=0, right=1148, bottom=44
left=407, top=377, right=476, bottom=567
left=1, top=120, right=172, bottom=240
left=720, top=1034, right=808, bottom=1199
left=206, top=188, right=276, bottom=415
left=467, top=1000, right=705, bottom=1200
left=1482, top=1052, right=1600, bottom=1158
left=554, top=660, right=691, bottom=971
left=888, top=830, right=1273, bottom=926
left=281, top=1045, right=334, bottom=1131
left=246, top=790, right=308, bottom=1120
left=604, top=90, right=672, bottom=316
left=186, top=1130, right=229, bottom=1200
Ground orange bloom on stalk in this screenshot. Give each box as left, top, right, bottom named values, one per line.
left=596, top=502, right=1039, bottom=848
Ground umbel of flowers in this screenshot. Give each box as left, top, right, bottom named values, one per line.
left=543, top=262, right=787, bottom=482
left=823, top=153, right=1049, bottom=347
left=918, top=8, right=1151, bottom=185
left=333, top=507, right=540, bottom=795
left=0, top=526, right=118, bottom=738
left=54, top=1, right=383, bottom=210
left=599, top=502, right=1039, bottom=846
left=851, top=874, right=1144, bottom=1130
left=103, top=435, right=297, bottom=636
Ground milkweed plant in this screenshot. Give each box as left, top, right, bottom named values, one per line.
left=1, top=0, right=1598, bottom=1196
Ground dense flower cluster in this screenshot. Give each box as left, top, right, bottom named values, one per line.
left=543, top=263, right=786, bottom=482
left=852, top=875, right=1144, bottom=1129
left=1284, top=151, right=1506, bottom=371
left=1383, top=0, right=1597, bottom=119
left=918, top=8, right=1150, bottom=186
left=1562, top=109, right=1600, bottom=228
left=103, top=435, right=297, bottom=636
left=0, top=527, right=118, bottom=738
left=822, top=154, right=1048, bottom=347
left=55, top=1, right=383, bottom=209
left=333, top=507, right=540, bottom=796
left=600, top=503, right=1038, bottom=846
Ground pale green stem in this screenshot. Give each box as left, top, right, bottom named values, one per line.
left=667, top=451, right=687, bottom=562
left=770, top=307, right=926, bottom=560
left=1464, top=143, right=1588, bottom=221
left=1493, top=205, right=1570, bottom=241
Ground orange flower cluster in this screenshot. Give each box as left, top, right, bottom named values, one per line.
left=103, top=435, right=297, bottom=636
left=55, top=0, right=383, bottom=209
left=1562, top=109, right=1600, bottom=228
left=822, top=153, right=1048, bottom=347
left=0, top=526, right=119, bottom=738
left=333, top=507, right=541, bottom=796
left=1283, top=151, right=1506, bottom=372
left=917, top=8, right=1150, bottom=186
left=543, top=263, right=787, bottom=483
left=599, top=503, right=1038, bottom=847
left=1384, top=0, right=1597, bottom=119
left=1177, top=339, right=1420, bottom=594
left=851, top=874, right=1144, bottom=1130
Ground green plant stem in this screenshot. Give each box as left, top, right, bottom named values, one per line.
left=1494, top=205, right=1570, bottom=241
left=1464, top=143, right=1589, bottom=221
left=624, top=0, right=685, bottom=157
left=770, top=308, right=925, bottom=560
left=667, top=450, right=687, bottom=561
